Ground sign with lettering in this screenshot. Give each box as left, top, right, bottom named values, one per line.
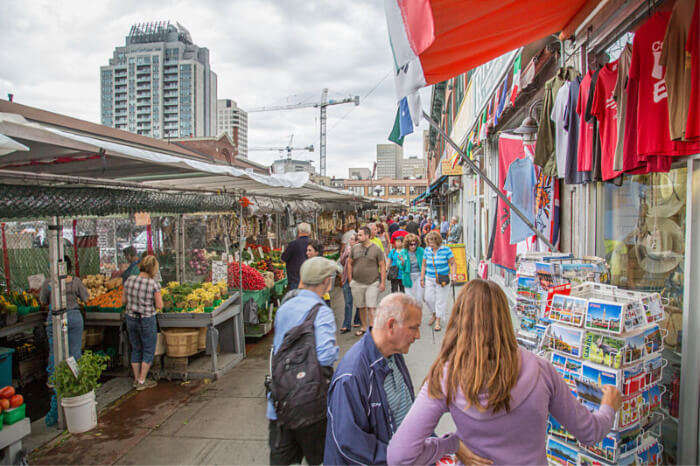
left=211, top=261, right=227, bottom=284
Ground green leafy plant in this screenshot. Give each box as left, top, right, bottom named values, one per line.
left=49, top=351, right=109, bottom=398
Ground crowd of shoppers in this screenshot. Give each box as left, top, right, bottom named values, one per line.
left=266, top=214, right=622, bottom=466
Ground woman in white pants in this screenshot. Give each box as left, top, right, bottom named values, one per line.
left=421, top=231, right=455, bottom=331
left=398, top=234, right=424, bottom=305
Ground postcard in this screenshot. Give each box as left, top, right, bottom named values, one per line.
left=581, top=361, right=618, bottom=387
left=535, top=262, right=558, bottom=289
left=625, top=332, right=646, bottom=364
left=624, top=300, right=646, bottom=331
left=623, top=362, right=647, bottom=396
left=643, top=326, right=663, bottom=354
left=546, top=436, right=579, bottom=466
left=551, top=353, right=582, bottom=387
left=546, top=294, right=587, bottom=327
left=517, top=275, right=538, bottom=299
left=645, top=356, right=663, bottom=386
left=582, top=332, right=624, bottom=369
left=642, top=294, right=664, bottom=324
left=547, top=415, right=576, bottom=442
left=585, top=300, right=624, bottom=334
left=579, top=431, right=618, bottom=464
left=548, top=324, right=584, bottom=358
left=638, top=437, right=662, bottom=465
left=619, top=393, right=643, bottom=428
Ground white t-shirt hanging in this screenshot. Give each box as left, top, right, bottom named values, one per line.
left=551, top=81, right=571, bottom=179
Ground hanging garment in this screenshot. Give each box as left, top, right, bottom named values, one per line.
left=564, top=76, right=592, bottom=184
left=584, top=67, right=605, bottom=182
left=504, top=156, right=538, bottom=244
left=492, top=134, right=524, bottom=270
left=534, top=67, right=578, bottom=174
left=684, top=0, right=700, bottom=140
left=576, top=70, right=596, bottom=172
left=612, top=43, right=633, bottom=171
left=660, top=0, right=696, bottom=141
left=590, top=61, right=624, bottom=181
left=627, top=10, right=700, bottom=160
left=551, top=81, right=571, bottom=179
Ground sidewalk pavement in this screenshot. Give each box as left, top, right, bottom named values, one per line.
left=30, top=284, right=460, bottom=465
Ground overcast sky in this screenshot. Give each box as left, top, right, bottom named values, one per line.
left=0, top=0, right=428, bottom=179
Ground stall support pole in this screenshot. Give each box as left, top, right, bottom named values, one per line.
left=275, top=213, right=281, bottom=249
left=314, top=212, right=319, bottom=239
left=175, top=216, right=181, bottom=283
left=48, top=217, right=68, bottom=430
left=238, top=201, right=243, bottom=308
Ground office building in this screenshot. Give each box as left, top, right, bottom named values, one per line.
left=348, top=167, right=371, bottom=180
left=100, top=21, right=218, bottom=139
left=216, top=99, right=248, bottom=158
left=376, top=143, right=403, bottom=179
left=402, top=156, right=427, bottom=179
left=343, top=178, right=428, bottom=204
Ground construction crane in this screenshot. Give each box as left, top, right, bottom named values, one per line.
left=249, top=134, right=314, bottom=160
left=248, top=88, right=360, bottom=176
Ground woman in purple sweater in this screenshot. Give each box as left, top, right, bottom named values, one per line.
left=387, top=279, right=622, bottom=465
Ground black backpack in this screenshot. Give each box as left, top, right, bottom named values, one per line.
left=269, top=302, right=332, bottom=429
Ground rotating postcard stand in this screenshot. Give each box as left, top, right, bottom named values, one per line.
left=543, top=283, right=667, bottom=466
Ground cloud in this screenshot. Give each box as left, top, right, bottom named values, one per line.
left=0, top=0, right=428, bottom=179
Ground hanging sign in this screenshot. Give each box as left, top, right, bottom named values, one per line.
left=211, top=261, right=227, bottom=283
left=134, top=212, right=151, bottom=226
left=448, top=244, right=468, bottom=283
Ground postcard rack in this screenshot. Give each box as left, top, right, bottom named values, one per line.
left=542, top=282, right=667, bottom=466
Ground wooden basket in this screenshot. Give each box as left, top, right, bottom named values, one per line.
left=84, top=327, right=104, bottom=347
left=197, top=328, right=207, bottom=350
left=162, top=329, right=199, bottom=357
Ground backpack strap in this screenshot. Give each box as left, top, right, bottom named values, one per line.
left=304, top=302, right=324, bottom=324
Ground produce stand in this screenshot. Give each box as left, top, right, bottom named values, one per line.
left=156, top=292, right=245, bottom=380
left=0, top=417, right=30, bottom=465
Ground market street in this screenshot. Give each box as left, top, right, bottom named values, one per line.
left=31, top=287, right=459, bottom=465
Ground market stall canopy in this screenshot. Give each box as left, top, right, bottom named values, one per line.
left=411, top=175, right=447, bottom=205
left=386, top=0, right=595, bottom=98
left=0, top=133, right=28, bottom=156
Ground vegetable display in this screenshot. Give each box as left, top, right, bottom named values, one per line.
left=86, top=287, right=123, bottom=308
left=161, top=280, right=228, bottom=313
left=0, top=385, right=23, bottom=415
left=188, top=249, right=218, bottom=276
left=228, top=261, right=266, bottom=290
left=83, top=274, right=121, bottom=301
left=3, top=291, right=38, bottom=307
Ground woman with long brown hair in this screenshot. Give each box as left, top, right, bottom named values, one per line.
left=387, top=279, right=622, bottom=465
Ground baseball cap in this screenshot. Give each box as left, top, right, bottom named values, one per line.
left=300, top=257, right=342, bottom=285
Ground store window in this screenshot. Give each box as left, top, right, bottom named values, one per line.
left=601, top=168, right=686, bottom=462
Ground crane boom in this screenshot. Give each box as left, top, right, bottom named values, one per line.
left=247, top=88, right=359, bottom=176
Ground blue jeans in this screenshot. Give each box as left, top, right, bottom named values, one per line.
left=342, top=281, right=354, bottom=329
left=126, top=315, right=158, bottom=364
left=46, top=309, right=84, bottom=375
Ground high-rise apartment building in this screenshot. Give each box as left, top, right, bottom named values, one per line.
left=216, top=99, right=248, bottom=158
left=376, top=143, right=403, bottom=179
left=402, top=156, right=426, bottom=179
left=100, top=21, right=217, bottom=139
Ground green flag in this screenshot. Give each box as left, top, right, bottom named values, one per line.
left=388, top=106, right=405, bottom=146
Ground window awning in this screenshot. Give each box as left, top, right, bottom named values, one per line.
left=411, top=175, right=447, bottom=205
left=386, top=0, right=596, bottom=98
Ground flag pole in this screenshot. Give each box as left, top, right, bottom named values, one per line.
left=422, top=110, right=555, bottom=251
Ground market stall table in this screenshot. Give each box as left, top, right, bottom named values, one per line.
left=156, top=292, right=245, bottom=380
left=0, top=417, right=29, bottom=465
left=83, top=311, right=129, bottom=370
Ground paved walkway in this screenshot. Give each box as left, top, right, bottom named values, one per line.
left=31, top=286, right=459, bottom=465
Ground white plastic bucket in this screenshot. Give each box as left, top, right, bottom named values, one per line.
left=61, top=390, right=97, bottom=433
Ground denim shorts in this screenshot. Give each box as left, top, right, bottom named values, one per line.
left=126, top=314, right=158, bottom=364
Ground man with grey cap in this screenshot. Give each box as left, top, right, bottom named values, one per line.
left=267, top=257, right=341, bottom=465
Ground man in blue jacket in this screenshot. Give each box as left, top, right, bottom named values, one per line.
left=324, top=293, right=422, bottom=465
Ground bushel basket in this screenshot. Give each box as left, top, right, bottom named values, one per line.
left=162, top=329, right=199, bottom=357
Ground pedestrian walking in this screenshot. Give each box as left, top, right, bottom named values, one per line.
left=447, top=216, right=463, bottom=244
left=122, top=255, right=162, bottom=390
left=405, top=215, right=420, bottom=235
left=376, top=222, right=390, bottom=253
left=348, top=226, right=386, bottom=337
left=367, top=222, right=385, bottom=254
left=338, top=231, right=357, bottom=334
left=388, top=216, right=400, bottom=235
left=267, top=257, right=340, bottom=465
left=399, top=234, right=424, bottom=306
left=281, top=222, right=311, bottom=290
left=440, top=216, right=449, bottom=240
left=421, top=231, right=455, bottom=332
left=386, top=235, right=406, bottom=293
left=387, top=279, right=622, bottom=465
left=306, top=240, right=331, bottom=307
left=324, top=293, right=422, bottom=465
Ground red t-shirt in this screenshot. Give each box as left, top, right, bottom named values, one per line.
left=591, top=61, right=623, bottom=180
left=629, top=10, right=700, bottom=157
left=686, top=0, right=700, bottom=140
left=390, top=229, right=408, bottom=244
left=576, top=70, right=596, bottom=171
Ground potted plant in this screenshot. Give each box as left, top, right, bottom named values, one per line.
left=49, top=351, right=109, bottom=433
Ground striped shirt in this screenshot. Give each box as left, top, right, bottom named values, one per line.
left=423, top=246, right=454, bottom=279
left=123, top=276, right=160, bottom=317
left=383, top=355, right=412, bottom=429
